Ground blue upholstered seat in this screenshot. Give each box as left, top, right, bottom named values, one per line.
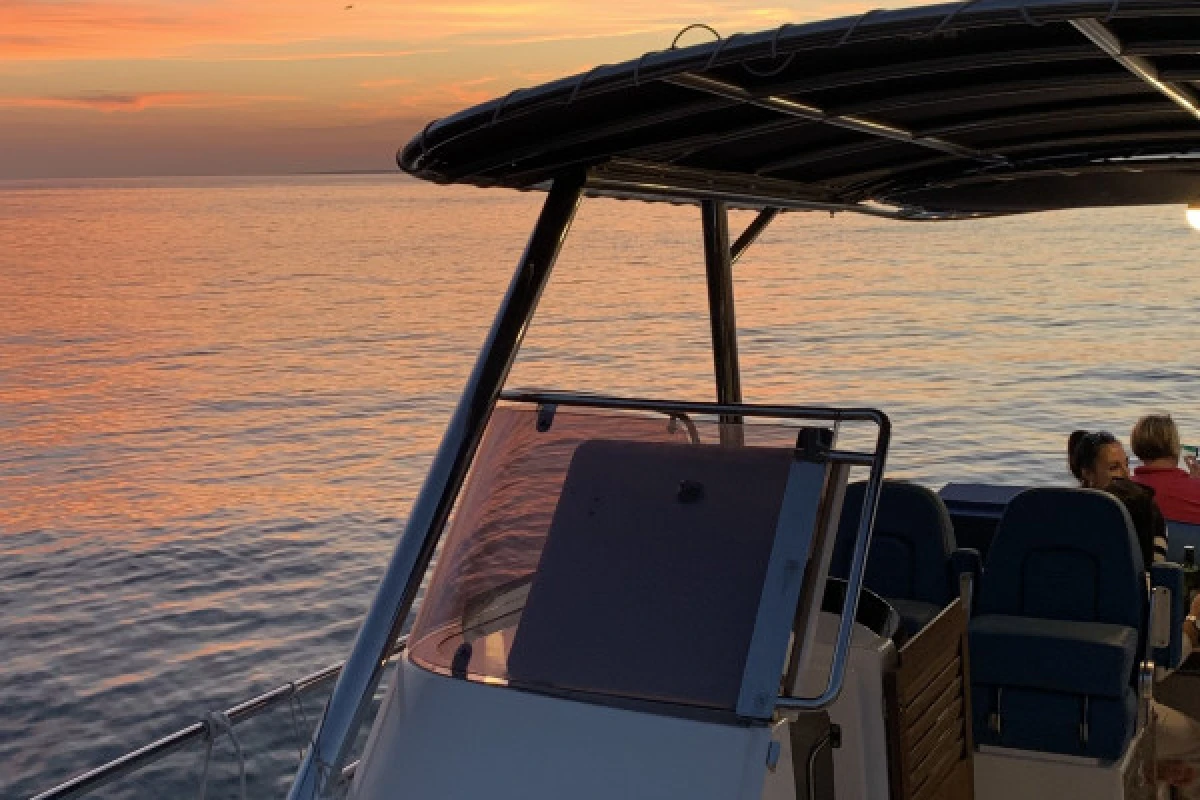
left=833, top=480, right=979, bottom=636
left=970, top=616, right=1138, bottom=698
left=970, top=488, right=1143, bottom=761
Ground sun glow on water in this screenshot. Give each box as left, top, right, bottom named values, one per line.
left=1188, top=207, right=1200, bottom=231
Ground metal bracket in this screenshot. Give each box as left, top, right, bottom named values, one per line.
left=796, top=427, right=834, bottom=463
left=1079, top=695, right=1090, bottom=747
left=536, top=403, right=557, bottom=432
left=731, top=207, right=780, bottom=265
left=989, top=687, right=1004, bottom=736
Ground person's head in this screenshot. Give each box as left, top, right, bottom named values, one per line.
left=1131, top=414, right=1181, bottom=464
left=1068, top=429, right=1130, bottom=489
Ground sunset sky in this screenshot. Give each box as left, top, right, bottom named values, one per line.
left=0, top=1, right=923, bottom=179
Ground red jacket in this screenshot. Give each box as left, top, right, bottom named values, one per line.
left=1132, top=465, right=1200, bottom=524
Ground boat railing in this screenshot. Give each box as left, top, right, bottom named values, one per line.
left=28, top=639, right=408, bottom=800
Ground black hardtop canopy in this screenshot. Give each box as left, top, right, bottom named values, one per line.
left=398, top=0, right=1200, bottom=217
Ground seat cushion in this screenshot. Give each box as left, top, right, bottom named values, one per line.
left=971, top=685, right=1136, bottom=761
left=970, top=615, right=1138, bottom=698
left=887, top=597, right=942, bottom=636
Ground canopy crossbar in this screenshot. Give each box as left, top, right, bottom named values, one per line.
left=1070, top=18, right=1200, bottom=123
left=663, top=72, right=1009, bottom=165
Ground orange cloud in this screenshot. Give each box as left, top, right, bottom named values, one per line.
left=0, top=91, right=298, bottom=113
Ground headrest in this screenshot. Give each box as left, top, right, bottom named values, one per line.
left=978, top=488, right=1142, bottom=628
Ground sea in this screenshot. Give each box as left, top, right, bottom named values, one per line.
left=3, top=173, right=1200, bottom=799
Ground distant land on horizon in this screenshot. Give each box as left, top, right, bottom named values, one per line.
left=0, top=168, right=413, bottom=184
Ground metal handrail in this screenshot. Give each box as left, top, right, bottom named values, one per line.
left=498, top=389, right=891, bottom=713
left=29, top=640, right=407, bottom=800
left=499, top=390, right=889, bottom=426
left=777, top=412, right=888, bottom=711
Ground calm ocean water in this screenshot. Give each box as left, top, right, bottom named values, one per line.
left=3, top=173, right=1200, bottom=798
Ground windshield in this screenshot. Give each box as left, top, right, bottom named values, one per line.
left=408, top=403, right=856, bottom=710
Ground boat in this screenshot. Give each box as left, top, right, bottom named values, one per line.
left=29, top=1, right=1200, bottom=798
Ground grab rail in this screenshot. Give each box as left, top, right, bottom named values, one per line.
left=499, top=390, right=891, bottom=714
left=29, top=640, right=407, bottom=800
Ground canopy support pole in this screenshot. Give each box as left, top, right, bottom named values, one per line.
left=731, top=207, right=780, bottom=265
left=702, top=199, right=744, bottom=445
left=1071, top=18, right=1200, bottom=123
left=287, top=171, right=585, bottom=800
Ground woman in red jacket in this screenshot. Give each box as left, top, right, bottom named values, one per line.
left=1131, top=415, right=1200, bottom=524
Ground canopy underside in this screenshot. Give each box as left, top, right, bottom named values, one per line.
left=398, top=0, right=1200, bottom=217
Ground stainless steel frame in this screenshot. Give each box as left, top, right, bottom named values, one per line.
left=286, top=172, right=586, bottom=799
left=702, top=199, right=744, bottom=445
left=285, top=162, right=884, bottom=796
left=584, top=159, right=1004, bottom=220
left=500, top=389, right=890, bottom=713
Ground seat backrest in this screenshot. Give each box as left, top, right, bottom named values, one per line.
left=978, top=488, right=1143, bottom=628
left=833, top=480, right=956, bottom=606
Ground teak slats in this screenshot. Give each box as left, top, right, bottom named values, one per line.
left=884, top=599, right=974, bottom=800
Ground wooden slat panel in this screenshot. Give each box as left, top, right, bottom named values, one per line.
left=908, top=697, right=964, bottom=767
left=911, top=735, right=965, bottom=800
left=905, top=663, right=961, bottom=726
left=907, top=680, right=962, bottom=739
left=907, top=690, right=964, bottom=758
left=884, top=598, right=974, bottom=800
left=885, top=661, right=912, bottom=800
left=913, top=760, right=973, bottom=800
left=895, top=603, right=966, bottom=699
left=899, top=636, right=959, bottom=699
left=911, top=723, right=964, bottom=782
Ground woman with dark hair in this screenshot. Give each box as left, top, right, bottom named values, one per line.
left=1068, top=429, right=1168, bottom=564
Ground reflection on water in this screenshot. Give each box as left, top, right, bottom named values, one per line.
left=2, top=174, right=1200, bottom=797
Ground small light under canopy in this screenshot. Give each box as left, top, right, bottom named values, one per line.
left=1189, top=203, right=1200, bottom=231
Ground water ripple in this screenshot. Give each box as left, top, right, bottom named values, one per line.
left=4, top=175, right=1200, bottom=797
